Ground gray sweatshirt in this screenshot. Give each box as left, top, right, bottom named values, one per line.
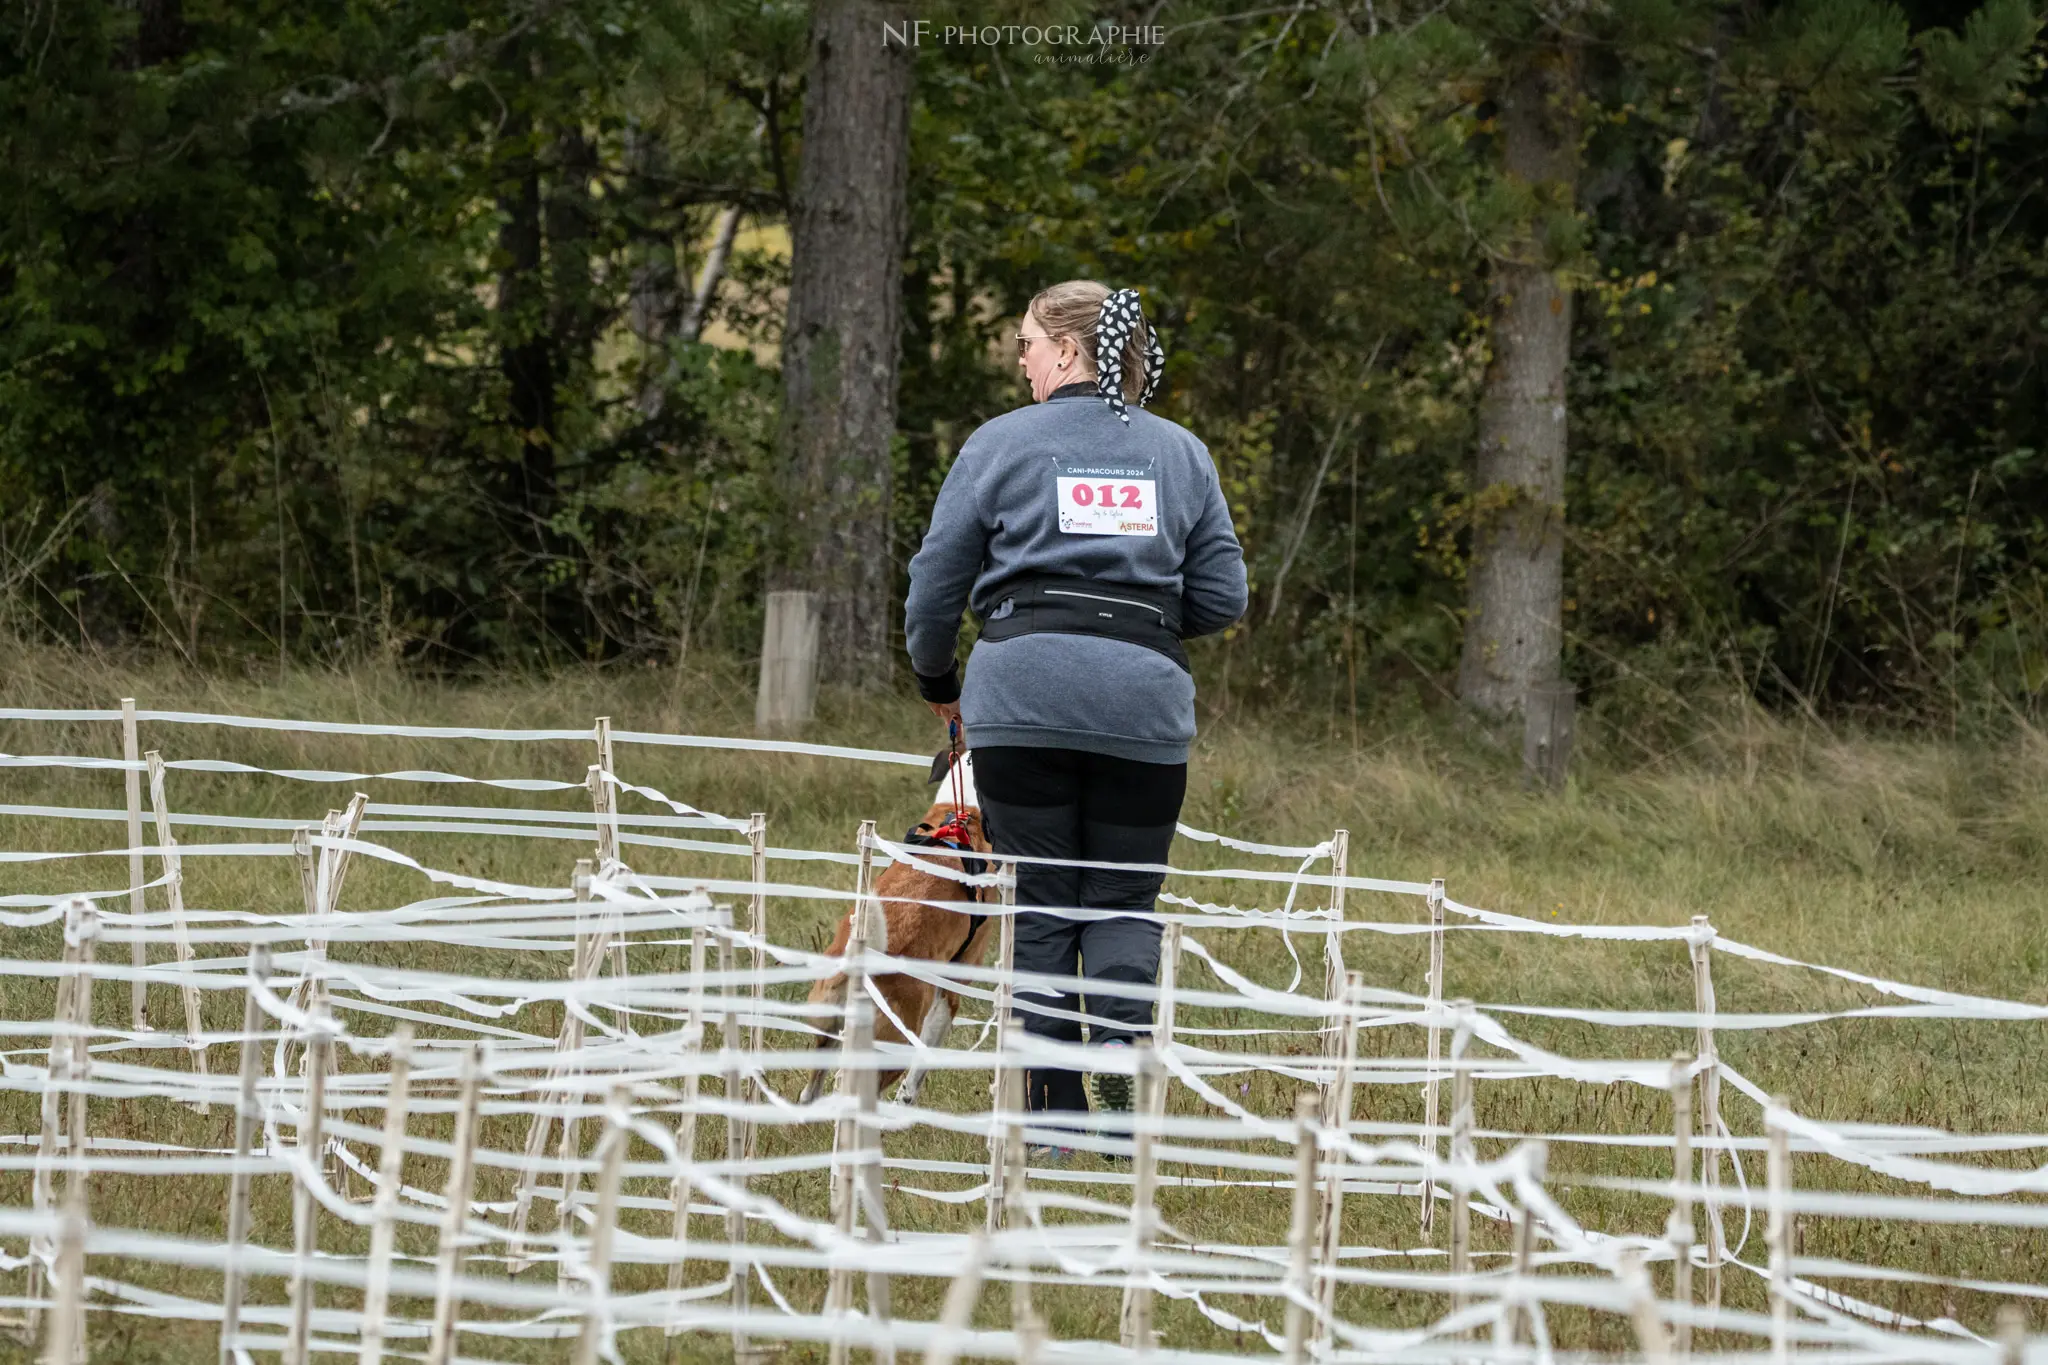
left=904, top=380, right=1249, bottom=764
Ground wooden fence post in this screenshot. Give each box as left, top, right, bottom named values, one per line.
left=511, top=859, right=599, bottom=1274
left=283, top=992, right=332, bottom=1365
left=1321, top=829, right=1350, bottom=1102
left=287, top=796, right=368, bottom=1026
left=1767, top=1099, right=1791, bottom=1365
left=664, top=916, right=708, bottom=1321
left=1119, top=1041, right=1163, bottom=1354
left=1315, top=971, right=1364, bottom=1344
left=144, top=751, right=209, bottom=1106
left=1668, top=1052, right=1695, bottom=1356
left=572, top=1086, right=632, bottom=1365
left=41, top=1173, right=86, bottom=1365
left=1420, top=876, right=1446, bottom=1233
left=730, top=814, right=767, bottom=1360
left=355, top=1027, right=415, bottom=1365
left=1448, top=1002, right=1475, bottom=1328
left=755, top=589, right=821, bottom=731
left=1620, top=1246, right=1675, bottom=1365
left=218, top=945, right=271, bottom=1365
left=1495, top=1199, right=1538, bottom=1353
left=219, top=949, right=274, bottom=1365
left=986, top=860, right=1017, bottom=1234
left=1688, top=916, right=1727, bottom=1311
left=827, top=824, right=881, bottom=1365
left=1282, top=1093, right=1320, bottom=1363
left=1002, top=1062, right=1040, bottom=1355
left=426, top=1045, right=484, bottom=1365
left=924, top=1232, right=990, bottom=1365
left=121, top=698, right=147, bottom=1030
left=28, top=901, right=97, bottom=1349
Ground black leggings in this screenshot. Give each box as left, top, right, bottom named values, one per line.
left=973, top=746, right=1187, bottom=1116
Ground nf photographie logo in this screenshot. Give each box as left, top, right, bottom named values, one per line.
left=883, top=20, right=1166, bottom=64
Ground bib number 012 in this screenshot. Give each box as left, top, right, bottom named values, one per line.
left=1056, top=475, right=1158, bottom=536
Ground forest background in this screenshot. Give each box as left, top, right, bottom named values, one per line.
left=4, top=0, right=2046, bottom=743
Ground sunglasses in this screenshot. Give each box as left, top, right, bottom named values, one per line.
left=1014, top=331, right=1056, bottom=359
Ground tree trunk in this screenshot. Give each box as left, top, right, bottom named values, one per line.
left=497, top=108, right=553, bottom=524
left=1457, top=51, right=1579, bottom=720
left=779, top=0, right=913, bottom=691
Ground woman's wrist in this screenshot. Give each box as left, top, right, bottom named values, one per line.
left=914, top=661, right=961, bottom=704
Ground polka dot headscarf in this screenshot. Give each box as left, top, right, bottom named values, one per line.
left=1092, top=287, right=1166, bottom=424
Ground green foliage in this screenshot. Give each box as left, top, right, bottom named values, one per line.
left=1, top=0, right=2043, bottom=731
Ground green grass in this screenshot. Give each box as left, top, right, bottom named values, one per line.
left=0, top=647, right=2044, bottom=1362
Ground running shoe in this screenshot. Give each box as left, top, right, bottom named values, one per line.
left=1026, top=1143, right=1074, bottom=1164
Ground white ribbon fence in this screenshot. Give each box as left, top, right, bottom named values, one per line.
left=0, top=703, right=2039, bottom=1365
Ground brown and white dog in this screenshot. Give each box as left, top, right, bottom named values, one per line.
left=799, top=753, right=997, bottom=1106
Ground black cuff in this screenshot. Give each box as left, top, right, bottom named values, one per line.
left=914, top=662, right=961, bottom=704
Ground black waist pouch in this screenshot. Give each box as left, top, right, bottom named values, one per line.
left=976, top=574, right=1190, bottom=673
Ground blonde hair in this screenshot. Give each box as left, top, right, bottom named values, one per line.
left=1027, top=279, right=1153, bottom=404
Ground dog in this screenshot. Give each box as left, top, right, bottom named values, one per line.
left=799, top=752, right=998, bottom=1107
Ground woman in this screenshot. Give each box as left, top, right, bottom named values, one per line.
left=903, top=280, right=1248, bottom=1153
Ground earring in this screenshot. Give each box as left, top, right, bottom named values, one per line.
left=1058, top=361, right=1066, bottom=368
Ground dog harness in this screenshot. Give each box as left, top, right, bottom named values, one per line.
left=901, top=812, right=988, bottom=963
left=975, top=573, right=1190, bottom=673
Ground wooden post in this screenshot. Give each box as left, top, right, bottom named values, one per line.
left=426, top=1046, right=484, bottom=1365
left=1668, top=1053, right=1694, bottom=1356
left=730, top=815, right=767, bottom=1360
left=715, top=917, right=750, bottom=1350
left=856, top=949, right=894, bottom=1364
left=284, top=994, right=332, bottom=1365
left=924, top=1232, right=990, bottom=1365
left=1154, top=920, right=1181, bottom=1062
left=1448, top=1001, right=1474, bottom=1327
left=827, top=826, right=879, bottom=1365
left=1522, top=679, right=1576, bottom=791
left=664, top=919, right=708, bottom=1321
left=591, top=717, right=618, bottom=865
left=824, top=992, right=873, bottom=1365
left=1688, top=916, right=1727, bottom=1309
left=1495, top=1200, right=1538, bottom=1352
left=45, top=1192, right=84, bottom=1365
left=356, top=1027, right=416, bottom=1365
left=287, top=796, right=368, bottom=1024
left=572, top=1086, right=632, bottom=1365
left=144, top=752, right=210, bottom=1107
left=1420, top=876, right=1446, bottom=1233
left=28, top=901, right=96, bottom=1348
left=1767, top=1099, right=1791, bottom=1365
left=1321, top=830, right=1350, bottom=1108
left=1281, top=1093, right=1320, bottom=1363
left=1315, top=972, right=1364, bottom=1343
left=1997, top=1305, right=2026, bottom=1365
left=1002, top=1062, right=1040, bottom=1354
left=1119, top=1041, right=1163, bottom=1353
left=122, top=698, right=147, bottom=1030
left=1620, top=1246, right=1675, bottom=1365
left=41, top=1175, right=86, bottom=1365
left=218, top=945, right=272, bottom=1365
left=511, top=859, right=598, bottom=1273
left=986, top=862, right=1017, bottom=1234
left=755, top=589, right=821, bottom=730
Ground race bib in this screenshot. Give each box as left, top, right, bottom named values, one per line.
left=1054, top=457, right=1158, bottom=537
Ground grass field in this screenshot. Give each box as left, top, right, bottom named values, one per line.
left=0, top=648, right=2044, bottom=1363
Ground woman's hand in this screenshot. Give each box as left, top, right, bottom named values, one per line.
left=926, top=699, right=964, bottom=749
